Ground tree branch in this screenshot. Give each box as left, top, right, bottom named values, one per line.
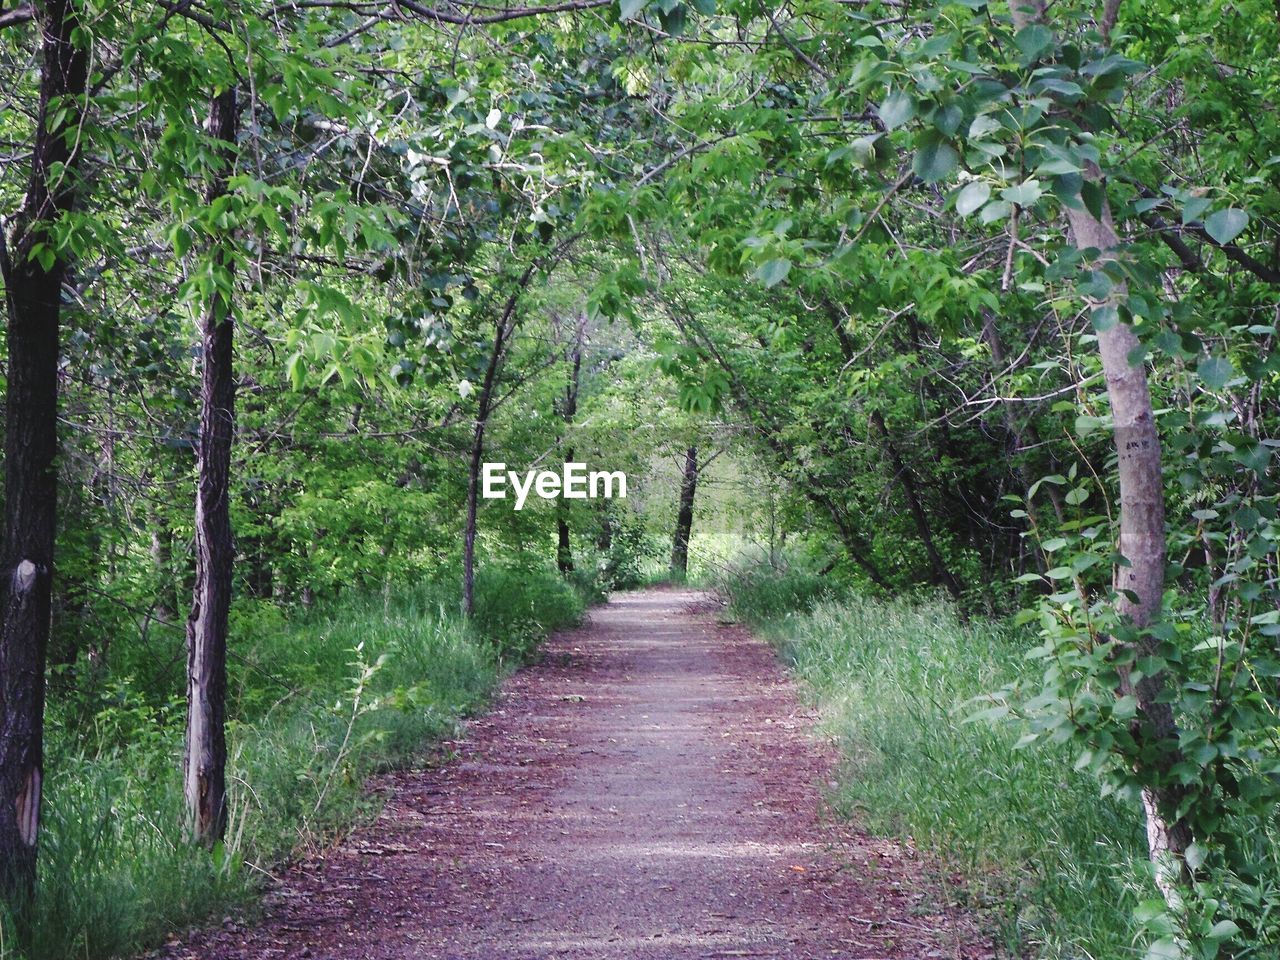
left=396, top=0, right=612, bottom=26
left=1144, top=210, right=1280, bottom=284
left=0, top=4, right=33, bottom=29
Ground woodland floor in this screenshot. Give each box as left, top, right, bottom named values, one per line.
left=156, top=587, right=992, bottom=960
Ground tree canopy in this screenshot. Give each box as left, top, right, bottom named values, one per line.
left=2, top=0, right=1280, bottom=955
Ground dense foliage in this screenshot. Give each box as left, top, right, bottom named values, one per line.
left=1, top=0, right=1278, bottom=956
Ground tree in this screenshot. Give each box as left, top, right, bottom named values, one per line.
left=462, top=272, right=531, bottom=617
left=184, top=85, right=238, bottom=846
left=0, top=0, right=89, bottom=907
left=1009, top=0, right=1191, bottom=901
left=556, top=332, right=584, bottom=576
left=669, top=446, right=697, bottom=578
left=619, top=0, right=1280, bottom=925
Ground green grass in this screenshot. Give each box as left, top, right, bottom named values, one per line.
left=717, top=561, right=1155, bottom=959
left=4, top=567, right=591, bottom=960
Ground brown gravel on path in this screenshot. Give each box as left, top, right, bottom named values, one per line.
left=160, top=587, right=993, bottom=960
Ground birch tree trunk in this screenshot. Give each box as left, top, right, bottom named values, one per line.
left=1010, top=0, right=1191, bottom=901
left=1066, top=191, right=1192, bottom=893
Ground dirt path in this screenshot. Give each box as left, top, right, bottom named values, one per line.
left=163, top=588, right=990, bottom=959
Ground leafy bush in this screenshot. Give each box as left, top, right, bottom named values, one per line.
left=564, top=564, right=611, bottom=606
left=469, top=566, right=585, bottom=660
left=713, top=557, right=841, bottom=624
left=599, top=510, right=663, bottom=588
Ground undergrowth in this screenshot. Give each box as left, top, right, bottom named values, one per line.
left=716, top=558, right=1156, bottom=959
left=3, top=567, right=592, bottom=960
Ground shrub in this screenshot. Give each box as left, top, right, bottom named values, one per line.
left=718, top=558, right=1155, bottom=957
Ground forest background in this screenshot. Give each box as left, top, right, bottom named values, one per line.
left=1, top=0, right=1279, bottom=957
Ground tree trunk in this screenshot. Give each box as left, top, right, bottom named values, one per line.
left=556, top=512, right=574, bottom=575
left=868, top=410, right=963, bottom=601
left=184, top=86, right=238, bottom=847
left=670, top=446, right=698, bottom=578
left=819, top=498, right=892, bottom=590
left=462, top=402, right=487, bottom=617
left=1012, top=0, right=1191, bottom=901
left=556, top=345, right=581, bottom=576
left=463, top=285, right=524, bottom=616
left=151, top=509, right=176, bottom=624
left=1067, top=190, right=1191, bottom=890
left=0, top=0, right=89, bottom=908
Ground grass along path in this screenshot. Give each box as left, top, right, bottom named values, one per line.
left=16, top=572, right=585, bottom=960
left=722, top=570, right=1158, bottom=958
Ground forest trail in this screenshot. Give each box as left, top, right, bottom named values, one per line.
left=161, top=588, right=988, bottom=960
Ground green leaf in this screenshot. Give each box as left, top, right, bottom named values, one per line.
left=1000, top=179, right=1043, bottom=206
left=1051, top=172, right=1084, bottom=206
left=659, top=5, right=687, bottom=34
left=912, top=133, right=958, bottom=183
left=933, top=102, right=964, bottom=137
left=1034, top=77, right=1083, bottom=98
left=1013, top=23, right=1054, bottom=60
left=1196, top=356, right=1234, bottom=389
left=28, top=243, right=56, bottom=273
left=968, top=114, right=1001, bottom=139
left=1203, top=207, right=1248, bottom=244
left=690, top=0, right=716, bottom=12
left=1143, top=938, right=1181, bottom=960
left=169, top=224, right=193, bottom=258
left=956, top=181, right=990, bottom=216
left=1081, top=180, right=1106, bottom=220
left=877, top=89, right=915, bottom=130
left=619, top=0, right=648, bottom=19
left=1181, top=195, right=1211, bottom=225
left=1185, top=841, right=1207, bottom=870
left=285, top=352, right=306, bottom=391
left=757, top=258, right=791, bottom=288
left=849, top=134, right=883, bottom=169
left=979, top=199, right=1011, bottom=224
left=1090, top=305, right=1118, bottom=332
left=1207, top=920, right=1240, bottom=941
left=1037, top=154, right=1082, bottom=176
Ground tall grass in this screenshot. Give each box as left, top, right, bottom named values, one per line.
left=3, top=567, right=590, bottom=960
left=717, top=561, right=1154, bottom=959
